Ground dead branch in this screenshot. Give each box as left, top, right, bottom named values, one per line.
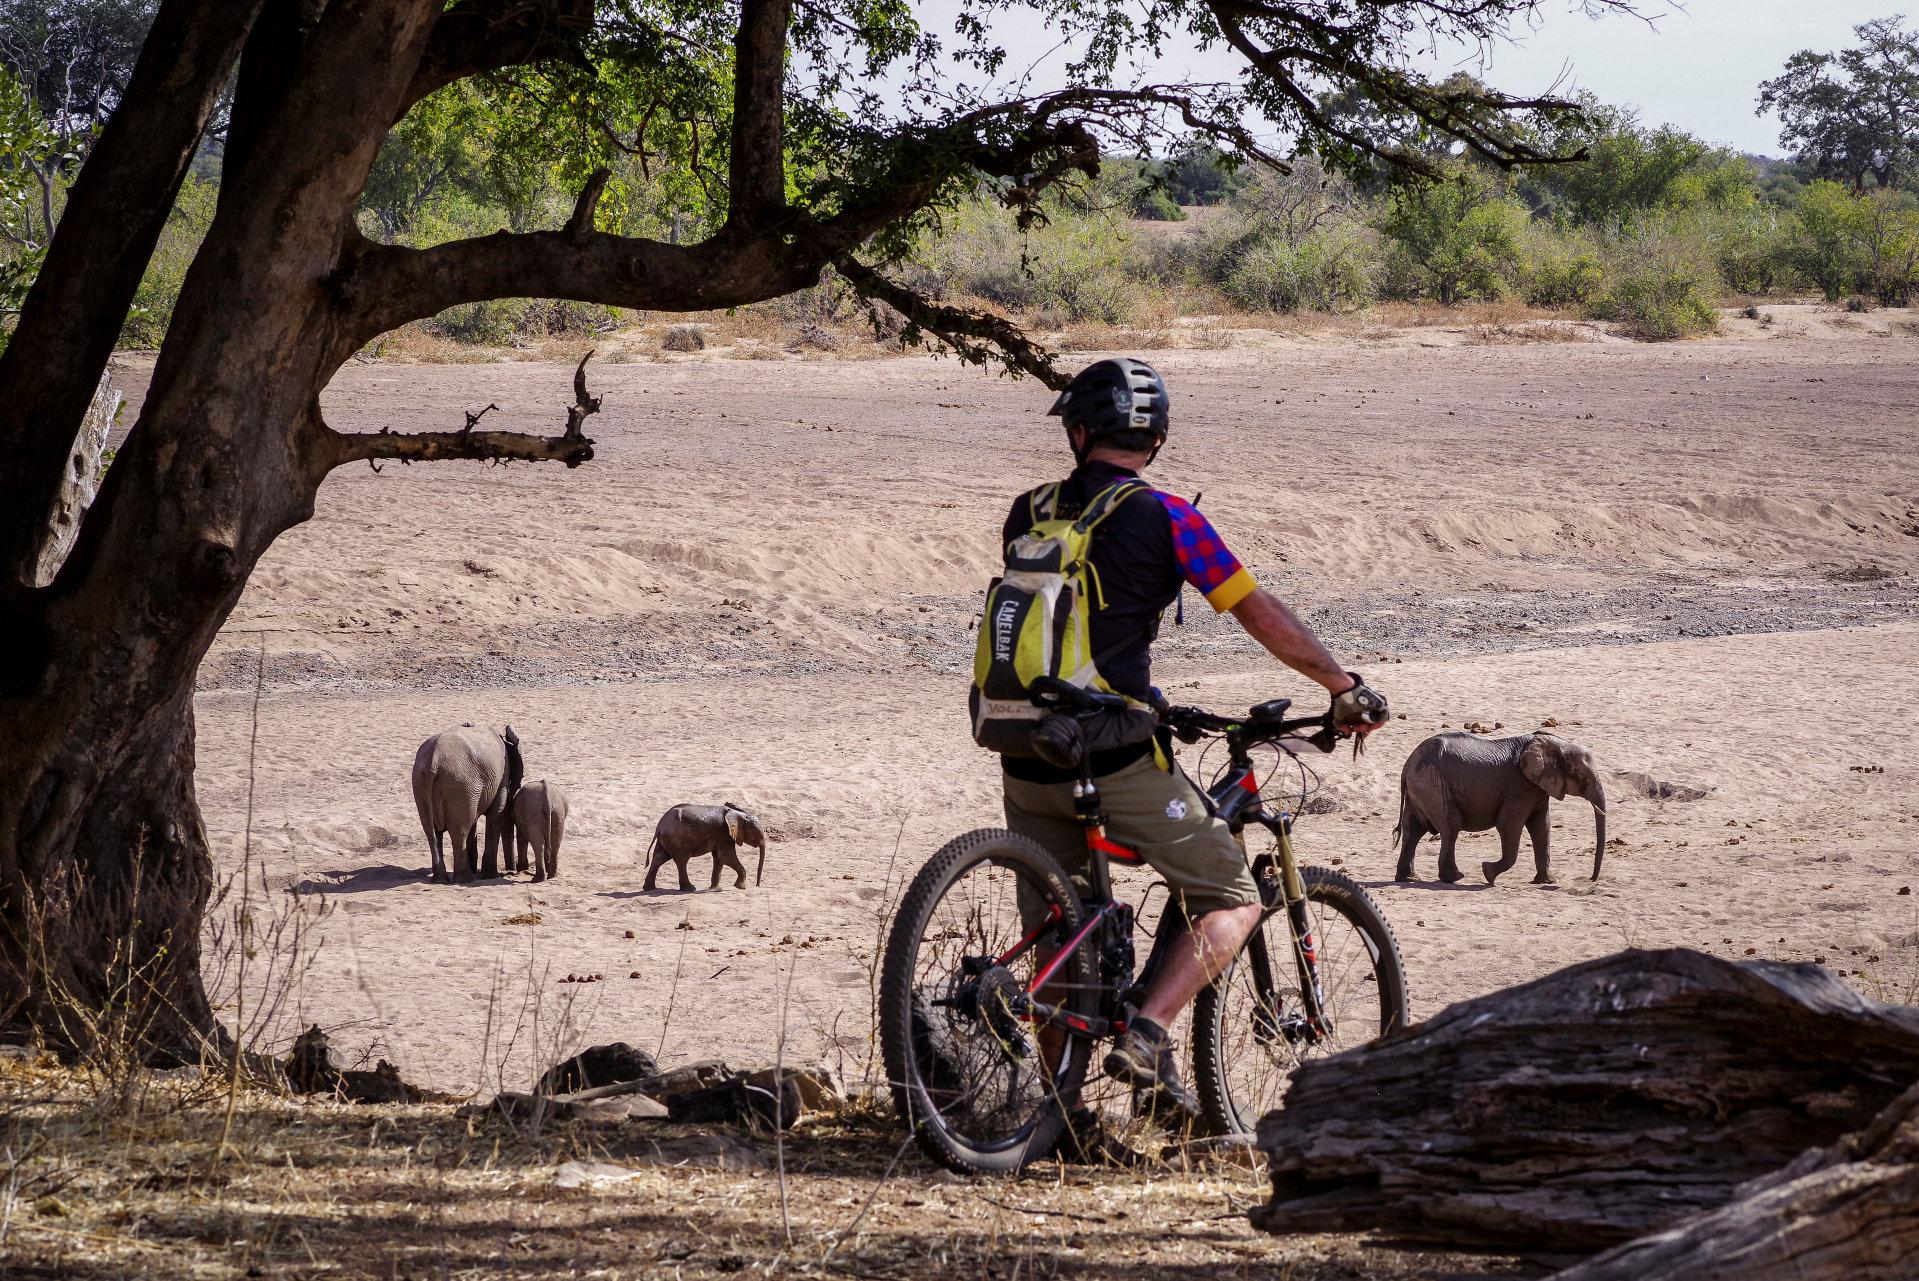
left=324, top=361, right=599, bottom=471
left=563, top=350, right=600, bottom=439
left=1251, top=948, right=1919, bottom=1253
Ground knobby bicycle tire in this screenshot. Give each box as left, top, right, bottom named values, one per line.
left=1191, top=863, right=1408, bottom=1138
left=878, top=828, right=1094, bottom=1175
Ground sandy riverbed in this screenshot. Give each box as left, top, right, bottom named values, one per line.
left=133, top=304, right=1918, bottom=1094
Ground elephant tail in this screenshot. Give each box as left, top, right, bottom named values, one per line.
left=1389, top=773, right=1409, bottom=848
left=413, top=770, right=441, bottom=841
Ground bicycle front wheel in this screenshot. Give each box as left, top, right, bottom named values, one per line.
left=1192, top=862, right=1408, bottom=1137
left=878, top=829, right=1094, bottom=1174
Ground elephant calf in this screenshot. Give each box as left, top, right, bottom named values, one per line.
left=512, top=780, right=568, bottom=882
left=644, top=803, right=767, bottom=892
left=1393, top=730, right=1607, bottom=885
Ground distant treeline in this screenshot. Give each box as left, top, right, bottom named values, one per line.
left=3, top=7, right=1916, bottom=348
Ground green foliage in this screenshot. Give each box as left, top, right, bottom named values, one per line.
left=1587, top=225, right=1721, bottom=340
left=1759, top=16, right=1919, bottom=192
left=1376, top=166, right=1527, bottom=303
left=1161, top=145, right=1246, bottom=206
left=121, top=175, right=214, bottom=347
left=1521, top=225, right=1604, bottom=306
left=1523, top=102, right=1756, bottom=225
left=1787, top=180, right=1919, bottom=303
left=1223, top=227, right=1372, bottom=313
left=1712, top=207, right=1796, bottom=295
left=0, top=61, right=59, bottom=247
left=922, top=198, right=1148, bottom=324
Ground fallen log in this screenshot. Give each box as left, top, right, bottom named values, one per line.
left=1250, top=948, right=1919, bottom=1252
left=1549, top=1081, right=1919, bottom=1280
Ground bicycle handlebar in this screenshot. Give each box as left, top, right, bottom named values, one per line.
left=1028, top=676, right=1348, bottom=754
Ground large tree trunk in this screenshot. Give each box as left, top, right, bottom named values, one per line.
left=1250, top=948, right=1919, bottom=1253
left=0, top=0, right=444, bottom=1060
left=1549, top=1082, right=1919, bottom=1281
left=0, top=0, right=265, bottom=590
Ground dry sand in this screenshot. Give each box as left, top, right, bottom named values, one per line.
left=128, top=303, right=1918, bottom=1096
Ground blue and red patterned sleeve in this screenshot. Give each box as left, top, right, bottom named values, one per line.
left=1153, top=492, right=1257, bottom=612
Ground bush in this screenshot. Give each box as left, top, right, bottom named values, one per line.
left=1224, top=228, right=1373, bottom=313
left=1522, top=226, right=1605, bottom=306
left=1377, top=167, right=1528, bottom=303
left=1588, top=226, right=1721, bottom=339
left=925, top=200, right=1149, bottom=324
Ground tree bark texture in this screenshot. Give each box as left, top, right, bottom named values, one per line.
left=1250, top=948, right=1919, bottom=1253
left=1548, top=1082, right=1919, bottom=1281
left=0, top=0, right=265, bottom=590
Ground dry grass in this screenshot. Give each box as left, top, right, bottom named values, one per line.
left=1463, top=321, right=1600, bottom=346
left=0, top=1054, right=1518, bottom=1280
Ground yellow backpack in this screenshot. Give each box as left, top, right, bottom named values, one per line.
left=969, top=479, right=1150, bottom=755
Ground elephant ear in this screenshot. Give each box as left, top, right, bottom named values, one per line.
left=1521, top=735, right=1568, bottom=800
left=724, top=810, right=744, bottom=842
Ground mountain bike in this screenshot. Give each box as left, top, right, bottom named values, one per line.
left=878, top=678, right=1408, bottom=1174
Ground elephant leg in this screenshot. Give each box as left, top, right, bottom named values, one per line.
left=676, top=856, right=694, bottom=893
left=459, top=825, right=479, bottom=879
left=513, top=829, right=528, bottom=875
left=1437, top=829, right=1464, bottom=883
left=643, top=849, right=661, bottom=892
left=1527, top=809, right=1554, bottom=884
left=480, top=810, right=501, bottom=879
left=529, top=837, right=545, bottom=883
left=429, top=831, right=450, bottom=884
left=1395, top=819, right=1427, bottom=882
left=544, top=845, right=558, bottom=881
left=1483, top=815, right=1525, bottom=886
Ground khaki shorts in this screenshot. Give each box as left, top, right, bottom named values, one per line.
left=1003, top=754, right=1259, bottom=921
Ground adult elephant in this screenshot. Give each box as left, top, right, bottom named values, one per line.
left=643, top=803, right=767, bottom=892
left=1393, top=730, right=1607, bottom=885
left=412, top=724, right=523, bottom=884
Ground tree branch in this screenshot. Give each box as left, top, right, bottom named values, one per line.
left=726, top=0, right=792, bottom=229
left=323, top=353, right=599, bottom=472
left=834, top=256, right=1064, bottom=389
left=403, top=0, right=595, bottom=116
left=339, top=227, right=822, bottom=343
left=565, top=167, right=611, bottom=238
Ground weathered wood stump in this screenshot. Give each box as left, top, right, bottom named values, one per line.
left=1250, top=948, right=1919, bottom=1252
left=1550, top=1082, right=1919, bottom=1280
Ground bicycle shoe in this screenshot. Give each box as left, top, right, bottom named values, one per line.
left=1102, top=1020, right=1200, bottom=1121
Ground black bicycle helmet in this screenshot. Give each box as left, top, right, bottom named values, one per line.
left=1047, top=358, right=1170, bottom=451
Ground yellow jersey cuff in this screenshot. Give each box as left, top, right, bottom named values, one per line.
left=1204, top=568, right=1257, bottom=613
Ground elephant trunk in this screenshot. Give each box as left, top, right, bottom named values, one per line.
left=754, top=840, right=765, bottom=887
left=1587, top=777, right=1608, bottom=881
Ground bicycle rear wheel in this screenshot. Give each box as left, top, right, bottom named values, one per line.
left=878, top=828, right=1094, bottom=1174
left=1192, top=860, right=1407, bottom=1137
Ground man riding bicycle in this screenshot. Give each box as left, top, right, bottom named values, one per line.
left=994, top=357, right=1388, bottom=1119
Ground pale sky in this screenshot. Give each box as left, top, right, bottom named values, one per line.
left=913, top=2, right=1903, bottom=158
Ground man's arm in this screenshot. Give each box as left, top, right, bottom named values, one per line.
left=1229, top=588, right=1354, bottom=694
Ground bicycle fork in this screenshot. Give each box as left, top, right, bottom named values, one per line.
left=1249, top=815, right=1335, bottom=1044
